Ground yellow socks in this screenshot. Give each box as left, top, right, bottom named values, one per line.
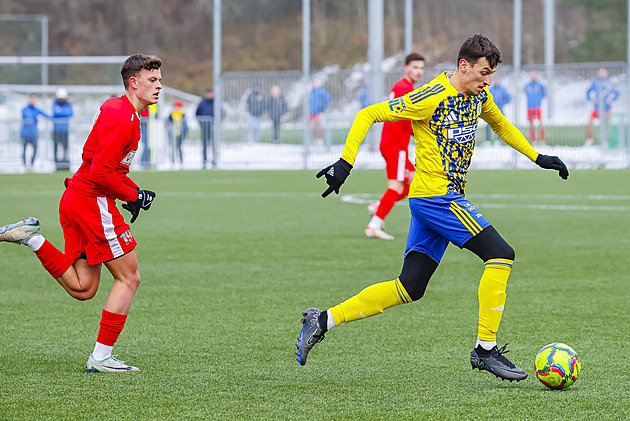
left=477, top=258, right=513, bottom=341
left=329, top=278, right=411, bottom=325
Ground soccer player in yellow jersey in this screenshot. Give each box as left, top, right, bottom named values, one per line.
left=296, top=34, right=569, bottom=382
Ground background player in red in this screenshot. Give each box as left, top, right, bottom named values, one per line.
left=0, top=54, right=162, bottom=373
left=366, top=53, right=425, bottom=240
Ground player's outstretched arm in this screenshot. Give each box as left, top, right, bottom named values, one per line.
left=122, top=189, right=157, bottom=223
left=316, top=159, right=353, bottom=198
left=535, top=154, right=569, bottom=180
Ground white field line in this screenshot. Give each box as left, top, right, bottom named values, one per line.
left=340, top=193, right=630, bottom=212
left=3, top=189, right=629, bottom=211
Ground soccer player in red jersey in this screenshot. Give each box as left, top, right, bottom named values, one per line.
left=366, top=53, right=425, bottom=240
left=0, top=54, right=162, bottom=373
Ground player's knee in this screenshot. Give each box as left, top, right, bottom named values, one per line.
left=387, top=180, right=405, bottom=195
left=127, top=272, right=141, bottom=290
left=116, top=271, right=141, bottom=291
left=502, top=243, right=515, bottom=261
left=399, top=273, right=427, bottom=301
left=399, top=252, right=438, bottom=301
left=71, top=287, right=98, bottom=301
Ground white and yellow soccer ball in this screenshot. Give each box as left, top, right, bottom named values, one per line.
left=534, top=343, right=581, bottom=389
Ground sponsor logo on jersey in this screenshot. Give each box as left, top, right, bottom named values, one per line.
left=445, top=111, right=458, bottom=122
left=120, top=150, right=137, bottom=166
left=388, top=97, right=406, bottom=114
left=447, top=123, right=478, bottom=144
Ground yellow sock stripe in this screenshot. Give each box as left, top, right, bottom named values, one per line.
left=394, top=278, right=412, bottom=303
left=451, top=202, right=483, bottom=233
left=484, top=258, right=514, bottom=269
left=449, top=203, right=480, bottom=235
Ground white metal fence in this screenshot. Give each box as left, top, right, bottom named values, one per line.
left=1, top=62, right=629, bottom=174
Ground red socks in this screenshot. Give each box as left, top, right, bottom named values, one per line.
left=34, top=240, right=72, bottom=279
left=375, top=189, right=398, bottom=219
left=96, top=309, right=127, bottom=346
left=375, top=185, right=410, bottom=219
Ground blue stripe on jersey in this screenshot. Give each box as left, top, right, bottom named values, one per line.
left=409, top=85, right=446, bottom=104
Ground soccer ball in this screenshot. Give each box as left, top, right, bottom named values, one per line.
left=534, top=343, right=581, bottom=389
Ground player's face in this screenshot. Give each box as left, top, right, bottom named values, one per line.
left=460, top=57, right=496, bottom=96
left=404, top=60, right=425, bottom=84
left=133, top=68, right=162, bottom=106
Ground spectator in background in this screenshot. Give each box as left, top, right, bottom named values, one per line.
left=524, top=70, right=546, bottom=144
left=52, top=88, right=74, bottom=171
left=585, top=67, right=620, bottom=145
left=360, top=79, right=370, bottom=109
left=267, top=85, right=287, bottom=144
left=139, top=106, right=151, bottom=168
left=21, top=94, right=49, bottom=172
left=246, top=82, right=265, bottom=143
left=166, top=101, right=188, bottom=165
left=196, top=87, right=215, bottom=167
left=486, top=76, right=511, bottom=143
left=309, top=80, right=331, bottom=143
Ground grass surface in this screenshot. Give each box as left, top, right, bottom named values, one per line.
left=1, top=168, right=629, bottom=420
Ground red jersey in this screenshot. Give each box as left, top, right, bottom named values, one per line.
left=380, top=77, right=415, bottom=150
left=66, top=95, right=140, bottom=202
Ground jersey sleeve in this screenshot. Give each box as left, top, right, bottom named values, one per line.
left=341, top=86, right=437, bottom=165
left=89, top=120, right=139, bottom=202
left=481, top=92, right=539, bottom=162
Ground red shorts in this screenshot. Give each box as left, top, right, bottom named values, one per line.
left=59, top=188, right=136, bottom=266
left=381, top=147, right=415, bottom=182
left=309, top=114, right=322, bottom=125
left=590, top=110, right=611, bottom=120
left=527, top=108, right=542, bottom=122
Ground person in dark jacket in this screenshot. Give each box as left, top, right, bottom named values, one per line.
left=52, top=88, right=74, bottom=171
left=21, top=94, right=50, bottom=172
left=246, top=82, right=265, bottom=143
left=267, top=85, right=287, bottom=143
left=196, top=87, right=215, bottom=167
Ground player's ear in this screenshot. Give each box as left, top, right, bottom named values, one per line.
left=129, top=76, right=138, bottom=89
left=459, top=59, right=468, bottom=73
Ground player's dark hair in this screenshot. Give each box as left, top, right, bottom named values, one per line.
left=121, top=54, right=162, bottom=89
left=405, top=53, right=425, bottom=65
left=457, top=34, right=502, bottom=69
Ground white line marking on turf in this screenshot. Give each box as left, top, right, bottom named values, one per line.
left=340, top=193, right=630, bottom=212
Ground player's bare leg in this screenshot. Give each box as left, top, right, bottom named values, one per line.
left=102, top=249, right=141, bottom=315
left=86, top=250, right=141, bottom=373
left=55, top=259, right=102, bottom=300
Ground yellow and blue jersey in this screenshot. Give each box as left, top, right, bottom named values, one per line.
left=341, top=71, right=539, bottom=198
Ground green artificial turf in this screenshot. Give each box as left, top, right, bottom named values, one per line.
left=1, top=168, right=628, bottom=420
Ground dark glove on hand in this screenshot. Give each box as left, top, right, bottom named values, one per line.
left=122, top=189, right=156, bottom=223
left=316, top=159, right=353, bottom=198
left=535, top=154, right=569, bottom=180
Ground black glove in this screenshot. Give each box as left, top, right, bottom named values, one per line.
left=316, top=159, right=353, bottom=198
left=122, top=189, right=156, bottom=223
left=535, top=154, right=569, bottom=180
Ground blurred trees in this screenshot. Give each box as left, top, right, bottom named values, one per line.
left=0, top=0, right=626, bottom=94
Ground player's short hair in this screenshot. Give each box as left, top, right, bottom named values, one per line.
left=457, top=34, right=502, bottom=69
left=405, top=53, right=425, bottom=65
left=121, top=54, right=162, bottom=89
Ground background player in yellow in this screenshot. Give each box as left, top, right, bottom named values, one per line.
left=296, top=34, right=569, bottom=382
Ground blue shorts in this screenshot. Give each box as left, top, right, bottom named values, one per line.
left=405, top=191, right=491, bottom=263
